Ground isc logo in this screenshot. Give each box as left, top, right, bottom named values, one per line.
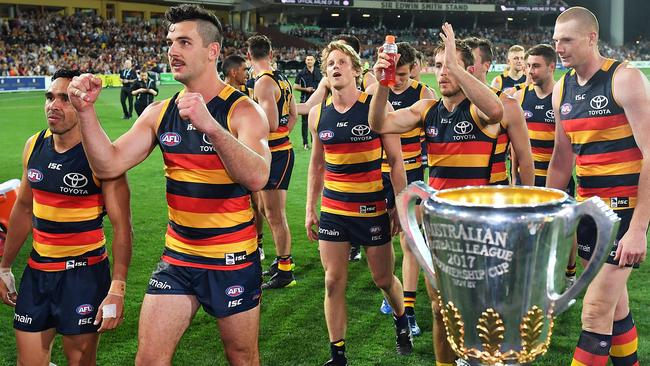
left=78, top=317, right=94, bottom=325
left=228, top=299, right=243, bottom=308
left=160, top=132, right=182, bottom=146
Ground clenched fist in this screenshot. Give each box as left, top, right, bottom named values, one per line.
left=68, top=73, right=103, bottom=111
left=176, top=92, right=219, bottom=136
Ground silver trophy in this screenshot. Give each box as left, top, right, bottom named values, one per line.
left=398, top=182, right=619, bottom=365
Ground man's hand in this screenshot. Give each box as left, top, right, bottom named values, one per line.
left=373, top=46, right=401, bottom=82
left=176, top=92, right=219, bottom=136
left=305, top=208, right=320, bottom=242
left=69, top=73, right=103, bottom=112
left=615, top=228, right=647, bottom=267
left=0, top=267, right=17, bottom=307
left=94, top=294, right=125, bottom=332
left=439, top=23, right=460, bottom=72
left=388, top=208, right=402, bottom=237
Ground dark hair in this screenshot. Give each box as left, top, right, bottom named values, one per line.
left=396, top=42, right=417, bottom=69
left=247, top=35, right=272, bottom=60
left=222, top=54, right=247, bottom=77
left=464, top=37, right=493, bottom=64
left=51, top=69, right=81, bottom=81
left=333, top=34, right=361, bottom=54
left=434, top=40, right=475, bottom=69
left=526, top=44, right=557, bottom=65
left=165, top=4, right=223, bottom=45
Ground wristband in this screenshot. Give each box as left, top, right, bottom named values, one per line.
left=108, top=280, right=126, bottom=297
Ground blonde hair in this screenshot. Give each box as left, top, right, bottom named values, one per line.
left=557, top=6, right=599, bottom=34
left=508, top=45, right=525, bottom=55
left=321, top=42, right=362, bottom=84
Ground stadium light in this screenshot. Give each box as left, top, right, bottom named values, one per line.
left=362, top=13, right=370, bottom=18
left=397, top=15, right=401, bottom=18
left=331, top=13, right=339, bottom=17
left=507, top=17, right=514, bottom=21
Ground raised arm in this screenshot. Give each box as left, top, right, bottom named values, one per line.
left=94, top=174, right=132, bottom=332
left=440, top=23, right=503, bottom=125
left=305, top=104, right=325, bottom=242
left=254, top=75, right=280, bottom=132
left=612, top=64, right=650, bottom=265
left=212, top=98, right=272, bottom=192
left=69, top=74, right=159, bottom=179
left=381, top=132, right=407, bottom=235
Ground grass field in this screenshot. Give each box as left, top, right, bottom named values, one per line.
left=0, top=71, right=648, bottom=365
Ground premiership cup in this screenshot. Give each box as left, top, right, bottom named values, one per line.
left=397, top=182, right=619, bottom=365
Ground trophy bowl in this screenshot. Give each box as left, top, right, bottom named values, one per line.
left=397, top=182, right=619, bottom=365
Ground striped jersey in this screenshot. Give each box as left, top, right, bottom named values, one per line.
left=558, top=59, right=641, bottom=210
left=381, top=80, right=426, bottom=173
left=316, top=93, right=386, bottom=217
left=26, top=130, right=106, bottom=260
left=493, top=71, right=526, bottom=91
left=519, top=84, right=555, bottom=183
left=256, top=70, right=293, bottom=152
left=488, top=88, right=510, bottom=185
left=156, top=85, right=257, bottom=269
left=423, top=98, right=498, bottom=190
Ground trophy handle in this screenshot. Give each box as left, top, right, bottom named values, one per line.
left=397, top=181, right=437, bottom=286
left=548, top=196, right=620, bottom=314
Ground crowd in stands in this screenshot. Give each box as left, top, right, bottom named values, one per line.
left=0, top=10, right=647, bottom=77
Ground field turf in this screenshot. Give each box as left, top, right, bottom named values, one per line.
left=0, top=71, right=648, bottom=365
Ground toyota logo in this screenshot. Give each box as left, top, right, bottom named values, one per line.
left=63, top=173, right=88, bottom=188
left=545, top=110, right=555, bottom=119
left=453, top=121, right=473, bottom=135
left=351, top=125, right=371, bottom=137
left=590, top=95, right=608, bottom=110
left=202, top=134, right=212, bottom=145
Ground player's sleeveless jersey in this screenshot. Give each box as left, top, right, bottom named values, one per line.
left=559, top=59, right=641, bottom=210
left=239, top=84, right=254, bottom=99
left=519, top=84, right=555, bottom=182
left=256, top=70, right=293, bottom=152
left=26, top=130, right=106, bottom=260
left=423, top=98, right=498, bottom=189
left=380, top=80, right=425, bottom=173
left=156, top=85, right=257, bottom=268
left=488, top=88, right=510, bottom=185
left=494, top=71, right=526, bottom=91
left=317, top=93, right=386, bottom=217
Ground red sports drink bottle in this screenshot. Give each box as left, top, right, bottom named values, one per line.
left=380, top=35, right=397, bottom=87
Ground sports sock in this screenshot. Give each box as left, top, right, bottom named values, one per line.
left=571, top=330, right=611, bottom=366
left=277, top=255, right=292, bottom=272
left=404, top=291, right=416, bottom=316
left=330, top=339, right=346, bottom=362
left=566, top=263, right=577, bottom=277
left=610, top=312, right=639, bottom=366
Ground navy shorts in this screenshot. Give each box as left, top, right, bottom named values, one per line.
left=263, top=149, right=294, bottom=190
left=146, top=254, right=263, bottom=318
left=14, top=259, right=110, bottom=335
left=318, top=211, right=391, bottom=247
left=577, top=208, right=639, bottom=268
left=382, top=168, right=424, bottom=209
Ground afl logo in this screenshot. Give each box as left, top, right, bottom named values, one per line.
left=545, top=110, right=555, bottom=120
left=523, top=110, right=533, bottom=119
left=351, top=125, right=371, bottom=137
left=225, top=285, right=245, bottom=297
left=453, top=121, right=473, bottom=135
left=590, top=95, right=608, bottom=110
left=63, top=173, right=88, bottom=188
left=76, top=304, right=94, bottom=315
left=560, top=103, right=572, bottom=115
left=202, top=134, right=212, bottom=145
left=27, top=169, right=43, bottom=183
left=369, top=226, right=382, bottom=234
left=160, top=132, right=182, bottom=146
left=426, top=126, right=438, bottom=138
left=319, top=130, right=334, bottom=141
